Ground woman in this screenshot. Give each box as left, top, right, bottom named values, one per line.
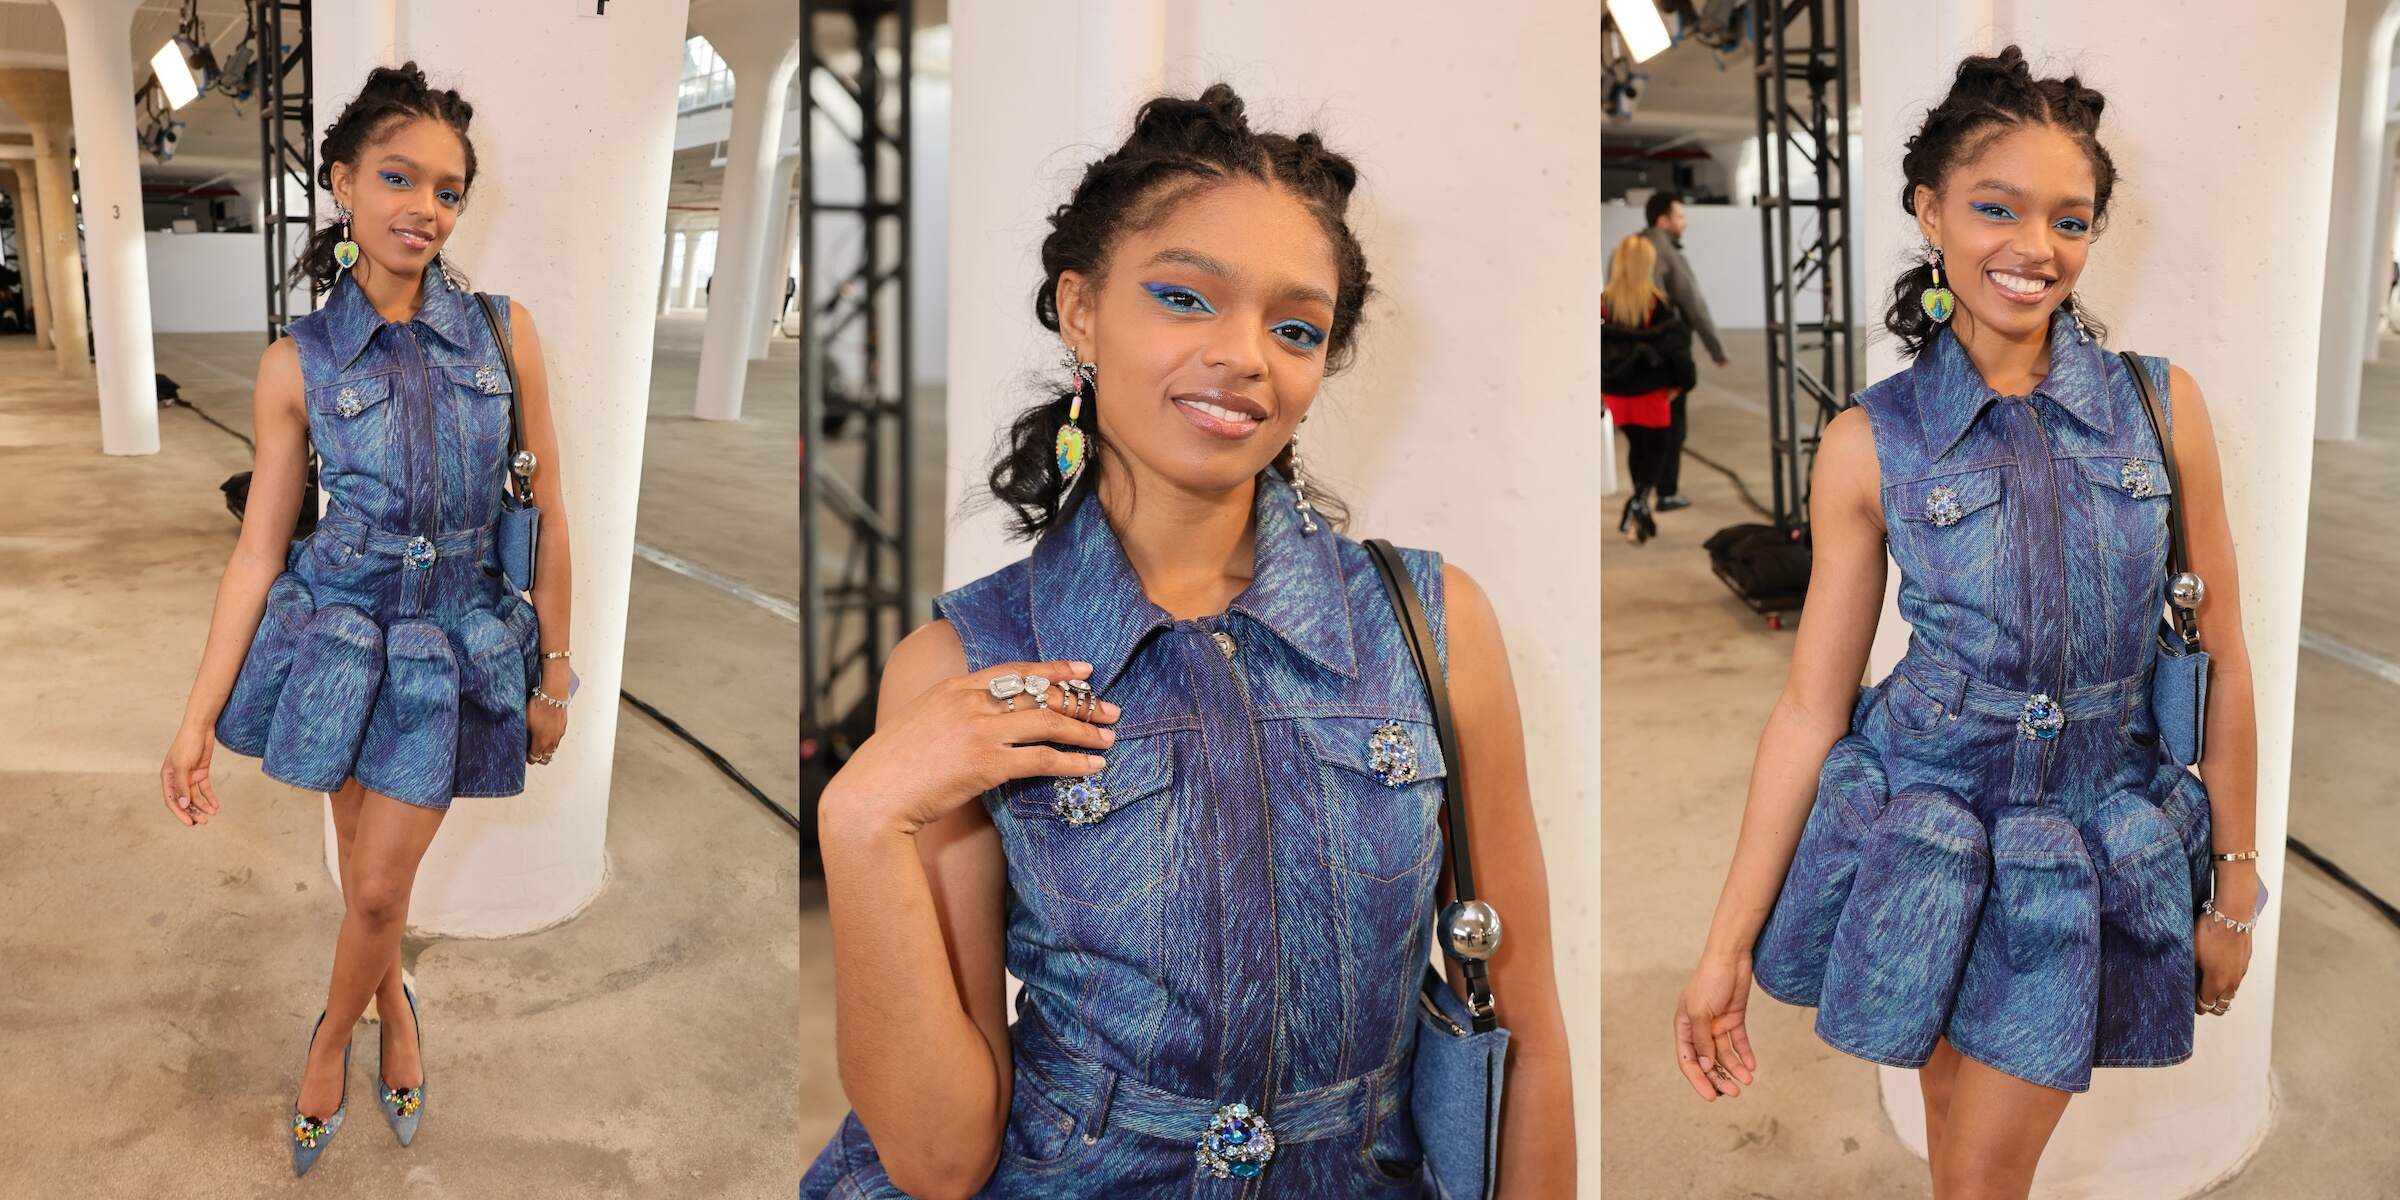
left=1672, top=47, right=2265, bottom=1197
left=156, top=62, right=574, bottom=1176
left=1602, top=233, right=1695, bottom=545
left=802, top=84, right=1574, bottom=1197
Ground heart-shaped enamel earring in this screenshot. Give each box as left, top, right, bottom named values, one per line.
left=333, top=202, right=360, bottom=273
left=1919, top=248, right=1955, bottom=323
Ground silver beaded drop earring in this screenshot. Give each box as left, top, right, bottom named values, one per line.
left=1288, top=417, right=1320, bottom=534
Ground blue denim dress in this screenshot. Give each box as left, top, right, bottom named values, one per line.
left=212, top=262, right=540, bottom=811
left=803, top=469, right=1448, bottom=1197
left=1750, top=305, right=2265, bottom=1093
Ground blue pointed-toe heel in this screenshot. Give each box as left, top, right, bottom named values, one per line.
left=376, top=983, right=426, bottom=1146
left=290, top=1011, right=352, bottom=1177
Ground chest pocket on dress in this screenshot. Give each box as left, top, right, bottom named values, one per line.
left=1298, top=715, right=1446, bottom=883
left=1003, top=732, right=1175, bottom=911
left=2077, top=454, right=2172, bottom=562
left=437, top=361, right=515, bottom=457
left=306, top=374, right=400, bottom=464
left=1893, top=466, right=2006, bottom=580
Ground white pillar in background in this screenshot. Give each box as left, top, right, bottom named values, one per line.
left=315, top=0, right=692, bottom=936
left=1862, top=3, right=2332, bottom=1194
left=752, top=154, right=797, bottom=358
left=677, top=226, right=706, bottom=308
left=689, top=3, right=797, bottom=420
left=2315, top=0, right=2399, bottom=438
left=3, top=159, right=55, bottom=348
left=659, top=216, right=687, bottom=315
left=48, top=0, right=161, bottom=452
left=2366, top=122, right=2400, bottom=349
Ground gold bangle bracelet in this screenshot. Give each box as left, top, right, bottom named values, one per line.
left=2212, top=849, right=2260, bottom=861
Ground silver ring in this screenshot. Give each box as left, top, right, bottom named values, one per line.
left=1023, top=673, right=1051, bottom=710
left=1061, top=678, right=1094, bottom=718
left=988, top=673, right=1026, bottom=712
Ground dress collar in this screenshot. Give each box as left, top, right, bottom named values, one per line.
left=1028, top=468, right=1359, bottom=695
left=323, top=259, right=479, bottom=372
left=1908, top=304, right=2113, bottom=463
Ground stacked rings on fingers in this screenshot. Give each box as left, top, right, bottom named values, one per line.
left=1060, top=678, right=1095, bottom=718
left=988, top=674, right=1026, bottom=711
left=1023, top=673, right=1052, bottom=710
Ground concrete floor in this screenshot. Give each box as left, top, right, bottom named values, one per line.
left=0, top=311, right=801, bottom=1195
left=1601, top=328, right=2400, bottom=1196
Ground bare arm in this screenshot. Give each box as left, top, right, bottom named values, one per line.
left=1435, top=563, right=1577, bottom=1196
left=2164, top=366, right=2262, bottom=921
left=178, top=338, right=310, bottom=736
left=820, top=620, right=1017, bottom=1200
left=1673, top=403, right=1884, bottom=1099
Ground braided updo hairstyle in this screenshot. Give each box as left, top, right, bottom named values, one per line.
left=286, top=61, right=479, bottom=299
left=980, top=82, right=1372, bottom=541
left=1886, top=45, right=2118, bottom=358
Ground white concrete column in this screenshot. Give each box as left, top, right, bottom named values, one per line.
left=2367, top=122, right=2400, bottom=347
left=321, top=0, right=692, bottom=936
left=677, top=226, right=706, bottom=307
left=49, top=0, right=162, bottom=453
left=658, top=215, right=688, bottom=315
left=2314, top=0, right=2400, bottom=438
left=3, top=159, right=54, bottom=348
left=0, top=68, right=91, bottom=381
left=689, top=1, right=797, bottom=420
left=1862, top=2, right=2335, bottom=1194
left=752, top=152, right=797, bottom=358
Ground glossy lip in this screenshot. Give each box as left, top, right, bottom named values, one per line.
left=1985, top=268, right=2054, bottom=306
left=392, top=227, right=434, bottom=252
left=1171, top=388, right=1269, bottom=441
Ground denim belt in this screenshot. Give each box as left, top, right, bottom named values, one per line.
left=1897, top=654, right=2141, bottom=722
left=317, top=509, right=490, bottom=567
left=1013, top=1004, right=1407, bottom=1146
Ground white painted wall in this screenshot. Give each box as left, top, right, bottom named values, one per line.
left=948, top=2, right=1601, bottom=1191
left=1859, top=4, right=2335, bottom=1194
left=145, top=230, right=268, bottom=333
left=1601, top=165, right=1869, bottom=333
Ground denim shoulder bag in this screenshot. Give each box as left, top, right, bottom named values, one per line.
left=470, top=292, right=540, bottom=596
left=2119, top=350, right=2208, bottom=765
left=1364, top=537, right=1510, bottom=1200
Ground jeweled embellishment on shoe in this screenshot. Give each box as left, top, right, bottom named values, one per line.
left=1925, top=484, right=1964, bottom=527
left=474, top=365, right=503, bottom=393
left=335, top=385, right=364, bottom=417
left=1367, top=719, right=1421, bottom=786
left=402, top=535, right=437, bottom=570
left=293, top=1110, right=333, bottom=1148
left=2017, top=692, right=2065, bottom=740
left=1194, top=1101, right=1277, bottom=1180
left=1053, top=772, right=1111, bottom=826
left=2120, top=459, right=2155, bottom=497
left=381, top=1084, right=422, bottom=1118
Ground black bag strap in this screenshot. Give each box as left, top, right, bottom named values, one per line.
left=471, top=291, right=531, bottom=504
left=1362, top=537, right=1496, bottom=1032
left=2116, top=351, right=2199, bottom=650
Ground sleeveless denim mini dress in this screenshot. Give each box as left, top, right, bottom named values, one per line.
left=1750, top=305, right=2266, bottom=1093
left=803, top=469, right=1451, bottom=1197
left=212, top=261, right=540, bottom=811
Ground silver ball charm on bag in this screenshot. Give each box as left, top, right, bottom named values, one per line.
left=1440, top=899, right=1503, bottom=961
left=2168, top=571, right=2205, bottom=611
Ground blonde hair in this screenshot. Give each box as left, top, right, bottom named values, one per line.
left=1603, top=234, right=1663, bottom=329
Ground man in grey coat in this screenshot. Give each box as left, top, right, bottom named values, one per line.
left=1639, top=191, right=1728, bottom=511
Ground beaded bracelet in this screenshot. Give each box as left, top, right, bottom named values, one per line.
left=2200, top=897, right=2257, bottom=934
left=530, top=686, right=569, bottom=709
left=2212, top=849, right=2259, bottom=862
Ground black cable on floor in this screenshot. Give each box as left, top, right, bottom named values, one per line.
left=167, top=396, right=802, bottom=833
left=620, top=690, right=803, bottom=833
left=1679, top=445, right=1773, bottom=522
left=2285, top=837, right=2400, bottom=931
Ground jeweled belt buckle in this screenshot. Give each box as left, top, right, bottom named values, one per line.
left=402, top=535, right=437, bottom=570
left=2017, top=692, right=2064, bottom=740
left=1194, top=1101, right=1276, bottom=1180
